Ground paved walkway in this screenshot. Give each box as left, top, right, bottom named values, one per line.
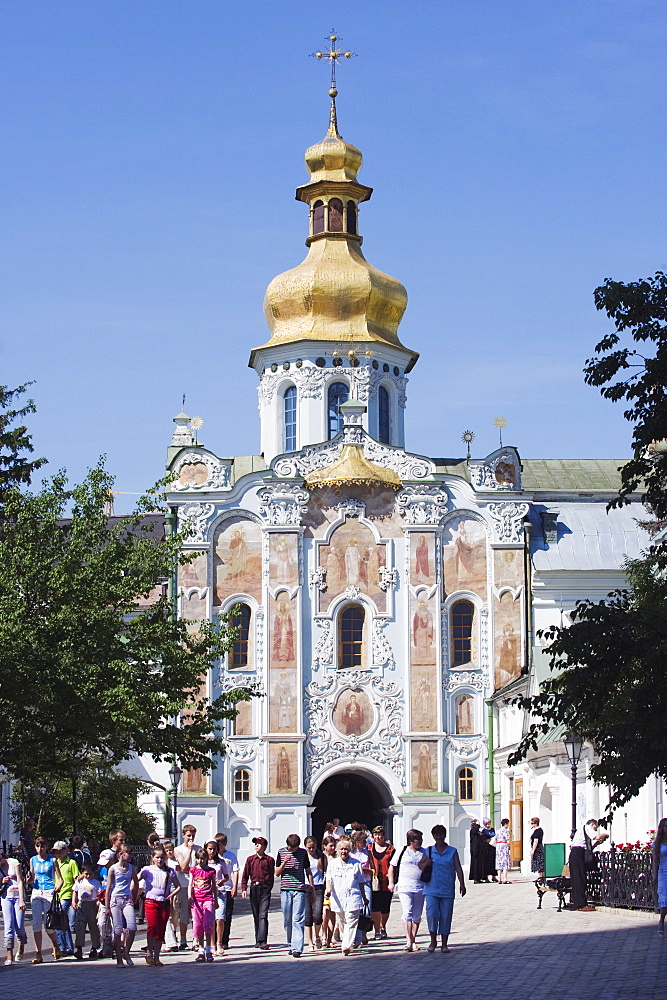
left=5, top=878, right=665, bottom=999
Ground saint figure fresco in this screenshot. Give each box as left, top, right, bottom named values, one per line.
left=443, top=516, right=487, bottom=597
left=318, top=521, right=386, bottom=612
left=411, top=741, right=437, bottom=792
left=272, top=600, right=295, bottom=664
left=332, top=688, right=373, bottom=739
left=412, top=598, right=435, bottom=666
left=214, top=518, right=262, bottom=604
left=411, top=533, right=434, bottom=585
left=410, top=666, right=437, bottom=731
left=494, top=591, right=522, bottom=690
left=269, top=743, right=298, bottom=794
left=269, top=534, right=298, bottom=588
left=455, top=693, right=474, bottom=735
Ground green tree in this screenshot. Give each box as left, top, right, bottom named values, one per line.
left=0, top=383, right=46, bottom=507
left=509, top=558, right=667, bottom=812
left=0, top=460, right=257, bottom=782
left=12, top=763, right=157, bottom=845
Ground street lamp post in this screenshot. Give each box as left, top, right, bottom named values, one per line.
left=168, top=764, right=183, bottom=842
left=563, top=732, right=583, bottom=841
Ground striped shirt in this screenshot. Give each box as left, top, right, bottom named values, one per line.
left=277, top=847, right=310, bottom=891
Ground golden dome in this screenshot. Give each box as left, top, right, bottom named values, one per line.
left=304, top=444, right=402, bottom=493
left=249, top=108, right=418, bottom=369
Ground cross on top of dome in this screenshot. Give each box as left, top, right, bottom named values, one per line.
left=311, top=31, right=356, bottom=136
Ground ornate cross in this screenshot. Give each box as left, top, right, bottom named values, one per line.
left=311, top=31, right=356, bottom=133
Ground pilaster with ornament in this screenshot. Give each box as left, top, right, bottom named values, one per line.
left=396, top=486, right=449, bottom=525
left=177, top=501, right=216, bottom=545
left=257, top=484, right=310, bottom=526
left=486, top=502, right=530, bottom=545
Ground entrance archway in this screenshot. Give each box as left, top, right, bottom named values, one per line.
left=311, top=770, right=393, bottom=843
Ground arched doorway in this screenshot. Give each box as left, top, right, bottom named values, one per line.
left=311, top=770, right=393, bottom=843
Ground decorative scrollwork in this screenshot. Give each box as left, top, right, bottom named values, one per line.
left=469, top=449, right=521, bottom=492
left=447, top=736, right=486, bottom=758
left=378, top=566, right=397, bottom=591
left=226, top=741, right=258, bottom=763
left=177, top=502, right=216, bottom=543
left=337, top=497, right=365, bottom=518
left=313, top=620, right=333, bottom=667
left=310, top=567, right=327, bottom=592
left=487, top=502, right=530, bottom=544
left=397, top=486, right=449, bottom=524
left=271, top=429, right=433, bottom=482
left=171, top=452, right=231, bottom=492
left=372, top=619, right=395, bottom=668
left=446, top=670, right=484, bottom=693
left=257, top=484, right=309, bottom=525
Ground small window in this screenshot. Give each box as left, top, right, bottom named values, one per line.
left=233, top=768, right=251, bottom=802
left=378, top=385, right=390, bottom=444
left=313, top=200, right=325, bottom=234
left=458, top=766, right=475, bottom=801
left=328, top=198, right=344, bottom=232
left=284, top=385, right=297, bottom=452
left=230, top=604, right=251, bottom=668
left=346, top=200, right=357, bottom=234
left=339, top=604, right=365, bottom=668
left=328, top=381, right=349, bottom=439
left=451, top=600, right=474, bottom=666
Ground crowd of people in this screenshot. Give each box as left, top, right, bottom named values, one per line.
left=0, top=817, right=466, bottom=965
left=3, top=813, right=665, bottom=966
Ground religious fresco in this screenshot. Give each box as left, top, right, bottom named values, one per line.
left=178, top=552, right=208, bottom=591
left=181, top=591, right=207, bottom=623
left=269, top=742, right=299, bottom=794
left=442, top=516, right=487, bottom=597
left=455, top=693, right=475, bottom=734
left=494, top=591, right=522, bottom=690
left=494, top=548, right=523, bottom=589
left=332, top=688, right=373, bottom=738
left=410, top=665, right=438, bottom=732
left=183, top=768, right=207, bottom=795
left=411, top=740, right=438, bottom=792
left=233, top=699, right=253, bottom=737
left=318, top=520, right=386, bottom=612
left=302, top=488, right=404, bottom=538
left=410, top=532, right=436, bottom=587
left=213, top=517, right=262, bottom=604
left=269, top=533, right=299, bottom=590
left=177, top=460, right=209, bottom=487
left=411, top=596, right=437, bottom=666
left=269, top=594, right=298, bottom=733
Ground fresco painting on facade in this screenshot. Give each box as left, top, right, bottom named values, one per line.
left=411, top=595, right=436, bottom=666
left=183, top=767, right=207, bottom=794
left=178, top=459, right=209, bottom=486
left=269, top=532, right=299, bottom=589
left=233, top=698, right=253, bottom=736
left=318, top=520, right=386, bottom=612
left=410, top=532, right=436, bottom=586
left=332, top=688, right=373, bottom=738
left=214, top=517, right=262, bottom=604
left=443, top=516, right=487, bottom=597
left=410, top=665, right=438, bottom=732
left=494, top=548, right=523, bottom=589
left=494, top=591, right=522, bottom=690
left=181, top=590, right=207, bottom=624
left=455, top=693, right=475, bottom=735
left=269, top=742, right=299, bottom=794
left=269, top=594, right=298, bottom=733
left=364, top=489, right=404, bottom=536
left=178, top=551, right=208, bottom=590
left=411, top=740, right=438, bottom=792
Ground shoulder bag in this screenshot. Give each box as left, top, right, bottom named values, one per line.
left=420, top=846, right=433, bottom=884
left=45, top=893, right=69, bottom=932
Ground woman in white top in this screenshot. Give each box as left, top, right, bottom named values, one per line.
left=388, top=829, right=426, bottom=952
left=1, top=849, right=26, bottom=964
left=105, top=846, right=139, bottom=967
left=304, top=836, right=325, bottom=951
left=324, top=840, right=369, bottom=956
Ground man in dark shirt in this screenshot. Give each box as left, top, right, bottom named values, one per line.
left=275, top=834, right=315, bottom=958
left=241, top=837, right=275, bottom=949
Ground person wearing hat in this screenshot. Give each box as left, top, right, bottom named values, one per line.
left=241, top=837, right=276, bottom=951
left=53, top=841, right=81, bottom=956
left=241, top=837, right=275, bottom=949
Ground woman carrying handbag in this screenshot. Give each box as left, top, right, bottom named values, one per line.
left=29, top=837, right=63, bottom=963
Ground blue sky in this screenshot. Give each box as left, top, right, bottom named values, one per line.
left=2, top=0, right=666, bottom=510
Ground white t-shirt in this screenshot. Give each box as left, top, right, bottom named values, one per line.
left=571, top=823, right=598, bottom=850
left=326, top=857, right=366, bottom=913
left=74, top=876, right=102, bottom=902
left=221, top=850, right=239, bottom=892
left=168, top=857, right=189, bottom=889
left=174, top=842, right=202, bottom=874
left=392, top=846, right=426, bottom=893
left=1, top=858, right=22, bottom=899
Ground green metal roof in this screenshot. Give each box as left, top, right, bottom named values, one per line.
left=431, top=457, right=628, bottom=492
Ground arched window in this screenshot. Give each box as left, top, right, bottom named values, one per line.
left=458, top=766, right=475, bottom=802
left=328, top=198, right=344, bottom=232
left=233, top=768, right=251, bottom=802
left=313, top=200, right=325, bottom=234
left=339, top=603, right=365, bottom=668
left=451, top=600, right=474, bottom=666
left=346, top=200, right=357, bottom=234
left=378, top=385, right=390, bottom=444
left=283, top=385, right=297, bottom=452
left=230, top=603, right=251, bottom=668
left=328, top=381, right=349, bottom=439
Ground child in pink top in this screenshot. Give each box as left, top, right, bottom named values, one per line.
left=189, top=848, right=218, bottom=962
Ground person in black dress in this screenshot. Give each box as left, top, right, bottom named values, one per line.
left=469, top=820, right=485, bottom=883
left=481, top=819, right=498, bottom=882
left=530, top=817, right=545, bottom=878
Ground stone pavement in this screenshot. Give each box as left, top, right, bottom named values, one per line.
left=5, top=877, right=666, bottom=999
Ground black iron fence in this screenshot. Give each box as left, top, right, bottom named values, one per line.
left=587, top=846, right=655, bottom=911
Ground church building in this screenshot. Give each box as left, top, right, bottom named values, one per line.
left=138, top=82, right=657, bottom=867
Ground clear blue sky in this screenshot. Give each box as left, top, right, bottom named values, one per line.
left=3, top=0, right=666, bottom=510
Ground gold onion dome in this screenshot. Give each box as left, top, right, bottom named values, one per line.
left=304, top=444, right=402, bottom=493
left=251, top=109, right=417, bottom=368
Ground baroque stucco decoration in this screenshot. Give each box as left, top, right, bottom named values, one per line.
left=178, top=501, right=216, bottom=544
left=304, top=672, right=404, bottom=787
left=446, top=669, right=484, bottom=693
left=469, top=448, right=521, bottom=492
left=487, top=502, right=530, bottom=544
left=447, top=736, right=486, bottom=759
left=258, top=484, right=310, bottom=525
left=397, top=485, right=449, bottom=525
left=171, top=451, right=231, bottom=491
left=226, top=741, right=258, bottom=763
left=273, top=427, right=434, bottom=481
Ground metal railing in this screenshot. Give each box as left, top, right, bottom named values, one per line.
left=587, top=846, right=655, bottom=911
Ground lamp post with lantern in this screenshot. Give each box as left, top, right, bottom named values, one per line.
left=563, top=732, right=583, bottom=841
left=168, top=763, right=183, bottom=842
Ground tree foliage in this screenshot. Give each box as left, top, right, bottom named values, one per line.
left=0, top=384, right=46, bottom=507
left=509, top=559, right=667, bottom=813
left=586, top=271, right=667, bottom=519
left=0, top=461, right=257, bottom=781
left=11, top=763, right=156, bottom=845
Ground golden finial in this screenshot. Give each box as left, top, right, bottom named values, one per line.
left=461, top=430, right=475, bottom=460
left=494, top=416, right=507, bottom=448
left=311, top=30, right=356, bottom=135
left=189, top=416, right=204, bottom=446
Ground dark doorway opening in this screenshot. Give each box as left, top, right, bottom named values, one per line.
left=310, top=771, right=392, bottom=844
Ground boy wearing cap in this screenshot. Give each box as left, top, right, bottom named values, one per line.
left=241, top=837, right=275, bottom=949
